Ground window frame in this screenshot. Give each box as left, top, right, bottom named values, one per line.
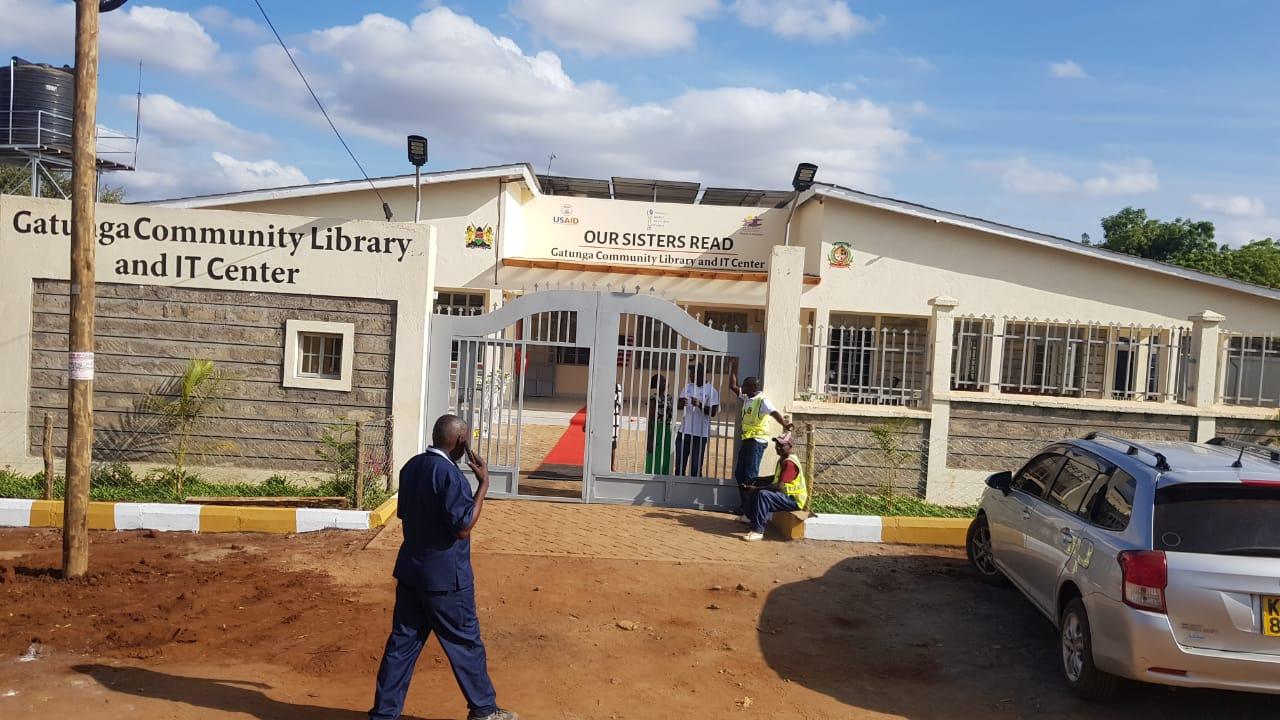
left=1045, top=455, right=1105, bottom=515
left=283, top=319, right=356, bottom=392
left=1011, top=451, right=1067, bottom=501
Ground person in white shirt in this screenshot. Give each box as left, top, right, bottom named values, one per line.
left=675, top=363, right=720, bottom=477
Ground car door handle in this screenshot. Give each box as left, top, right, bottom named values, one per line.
left=1022, top=508, right=1032, bottom=521
left=1060, top=527, right=1074, bottom=546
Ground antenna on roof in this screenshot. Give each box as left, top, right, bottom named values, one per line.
left=1233, top=445, right=1246, bottom=469
left=546, top=153, right=556, bottom=176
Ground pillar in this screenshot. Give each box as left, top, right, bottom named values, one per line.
left=760, top=246, right=805, bottom=476
left=986, top=316, right=1006, bottom=394
left=762, top=246, right=806, bottom=410
left=1188, top=310, right=1225, bottom=441
left=924, top=297, right=958, bottom=503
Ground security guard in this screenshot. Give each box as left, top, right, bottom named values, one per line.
left=368, top=414, right=518, bottom=720
left=729, top=374, right=793, bottom=520
left=741, top=433, right=808, bottom=542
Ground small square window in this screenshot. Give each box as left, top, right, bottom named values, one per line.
left=283, top=320, right=355, bottom=391
left=299, top=332, right=344, bottom=379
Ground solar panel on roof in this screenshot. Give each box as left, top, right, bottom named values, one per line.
left=538, top=175, right=612, bottom=198
left=699, top=187, right=793, bottom=208
left=611, top=177, right=700, bottom=204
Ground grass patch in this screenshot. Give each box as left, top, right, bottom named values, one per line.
left=0, top=464, right=390, bottom=511
left=809, top=492, right=977, bottom=518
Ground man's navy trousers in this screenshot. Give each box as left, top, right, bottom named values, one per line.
left=369, top=580, right=497, bottom=719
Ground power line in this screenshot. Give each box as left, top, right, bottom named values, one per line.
left=252, top=0, right=393, bottom=221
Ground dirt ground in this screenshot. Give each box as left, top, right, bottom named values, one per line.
left=0, top=502, right=1276, bottom=719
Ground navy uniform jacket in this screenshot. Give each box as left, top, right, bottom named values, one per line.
left=392, top=447, right=477, bottom=592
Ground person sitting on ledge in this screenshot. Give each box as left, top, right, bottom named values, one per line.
left=741, top=433, right=808, bottom=543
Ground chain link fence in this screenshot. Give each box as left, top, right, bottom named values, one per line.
left=0, top=410, right=394, bottom=511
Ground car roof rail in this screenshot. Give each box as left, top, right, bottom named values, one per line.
left=1083, top=431, right=1172, bottom=471
left=1206, top=437, right=1280, bottom=465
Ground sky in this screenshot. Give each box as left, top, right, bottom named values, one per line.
left=3, top=0, right=1279, bottom=245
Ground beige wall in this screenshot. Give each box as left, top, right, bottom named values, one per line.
left=0, top=195, right=435, bottom=475
left=802, top=200, right=1280, bottom=328
left=210, top=179, right=497, bottom=291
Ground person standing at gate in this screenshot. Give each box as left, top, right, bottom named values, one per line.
left=728, top=374, right=793, bottom=520
left=675, top=363, right=720, bottom=476
left=368, top=414, right=517, bottom=720
left=645, top=374, right=673, bottom=474
left=741, top=433, right=808, bottom=542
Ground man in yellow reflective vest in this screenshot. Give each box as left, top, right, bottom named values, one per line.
left=741, top=434, right=807, bottom=542
left=729, top=375, right=793, bottom=521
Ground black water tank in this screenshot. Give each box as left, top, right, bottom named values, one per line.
left=0, top=57, right=75, bottom=149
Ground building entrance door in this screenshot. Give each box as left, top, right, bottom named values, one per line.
left=425, top=291, right=761, bottom=509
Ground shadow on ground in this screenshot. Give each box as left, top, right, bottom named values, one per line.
left=642, top=510, right=750, bottom=537
left=758, top=553, right=1279, bottom=720
left=73, top=664, right=442, bottom=720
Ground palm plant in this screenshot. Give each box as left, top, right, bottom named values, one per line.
left=146, top=359, right=232, bottom=495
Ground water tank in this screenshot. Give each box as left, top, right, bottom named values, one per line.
left=0, top=57, right=75, bottom=149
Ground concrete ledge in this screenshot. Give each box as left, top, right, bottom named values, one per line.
left=804, top=513, right=968, bottom=546
left=369, top=494, right=398, bottom=528
left=881, top=516, right=970, bottom=546
left=0, top=499, right=377, bottom=534
left=769, top=510, right=808, bottom=540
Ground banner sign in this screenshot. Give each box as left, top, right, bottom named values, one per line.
left=520, top=195, right=785, bottom=272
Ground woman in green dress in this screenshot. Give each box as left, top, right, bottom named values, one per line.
left=645, top=374, right=673, bottom=474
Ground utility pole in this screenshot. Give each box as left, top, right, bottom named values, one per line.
left=63, top=0, right=105, bottom=579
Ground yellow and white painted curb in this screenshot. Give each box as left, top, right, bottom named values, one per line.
left=0, top=495, right=398, bottom=534
left=805, top=514, right=970, bottom=546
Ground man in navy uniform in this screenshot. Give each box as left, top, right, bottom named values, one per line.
left=369, top=414, right=517, bottom=720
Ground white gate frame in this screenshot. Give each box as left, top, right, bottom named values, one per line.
left=425, top=290, right=762, bottom=509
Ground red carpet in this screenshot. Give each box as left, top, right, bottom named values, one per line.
left=541, top=406, right=587, bottom=466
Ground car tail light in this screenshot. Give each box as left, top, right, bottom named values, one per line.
left=1119, top=550, right=1167, bottom=614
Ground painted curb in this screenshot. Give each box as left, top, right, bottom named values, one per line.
left=0, top=498, right=377, bottom=534
left=805, top=513, right=970, bottom=546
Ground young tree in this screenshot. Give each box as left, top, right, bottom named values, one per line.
left=146, top=359, right=231, bottom=495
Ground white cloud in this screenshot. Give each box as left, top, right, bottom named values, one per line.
left=511, top=0, right=718, bottom=55
left=987, top=157, right=1158, bottom=196
left=196, top=5, right=265, bottom=38
left=134, top=94, right=270, bottom=154
left=116, top=94, right=303, bottom=199
left=0, top=0, right=220, bottom=72
left=1049, top=59, right=1088, bottom=79
left=240, top=7, right=910, bottom=190
left=1080, top=160, right=1159, bottom=195
left=211, top=152, right=308, bottom=190
left=732, top=0, right=875, bottom=41
left=1190, top=193, right=1267, bottom=218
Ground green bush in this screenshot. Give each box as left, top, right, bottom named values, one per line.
left=0, top=465, right=389, bottom=510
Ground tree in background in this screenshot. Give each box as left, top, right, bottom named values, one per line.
left=1099, top=207, right=1280, bottom=290
left=0, top=165, right=126, bottom=203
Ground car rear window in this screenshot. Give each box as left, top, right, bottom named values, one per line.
left=1154, top=483, right=1280, bottom=557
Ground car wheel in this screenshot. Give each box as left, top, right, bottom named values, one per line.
left=965, top=515, right=1007, bottom=586
left=1061, top=598, right=1118, bottom=701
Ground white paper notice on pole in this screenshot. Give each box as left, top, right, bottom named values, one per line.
left=69, top=352, right=94, bottom=381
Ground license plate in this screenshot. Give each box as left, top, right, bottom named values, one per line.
left=1265, top=595, right=1280, bottom=638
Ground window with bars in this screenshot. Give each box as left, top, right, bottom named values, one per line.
left=702, top=310, right=750, bottom=332
left=434, top=291, right=486, bottom=316
left=299, top=333, right=343, bottom=379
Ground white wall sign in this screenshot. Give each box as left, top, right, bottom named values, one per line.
left=520, top=195, right=785, bottom=272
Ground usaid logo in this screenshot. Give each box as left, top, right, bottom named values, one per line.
left=553, top=203, right=579, bottom=225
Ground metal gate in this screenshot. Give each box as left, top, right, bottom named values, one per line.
left=425, top=290, right=761, bottom=509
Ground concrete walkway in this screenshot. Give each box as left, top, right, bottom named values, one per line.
left=369, top=499, right=790, bottom=563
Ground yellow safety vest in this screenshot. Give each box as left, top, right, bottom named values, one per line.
left=741, top=396, right=769, bottom=440
left=776, top=457, right=808, bottom=510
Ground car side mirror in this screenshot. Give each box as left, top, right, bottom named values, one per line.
left=986, top=471, right=1013, bottom=495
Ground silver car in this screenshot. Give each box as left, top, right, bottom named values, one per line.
left=966, top=432, right=1280, bottom=699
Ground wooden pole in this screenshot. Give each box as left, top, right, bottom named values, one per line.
left=804, top=422, right=816, bottom=516
left=43, top=413, right=55, bottom=500
left=63, top=0, right=101, bottom=579
left=354, top=420, right=365, bottom=510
